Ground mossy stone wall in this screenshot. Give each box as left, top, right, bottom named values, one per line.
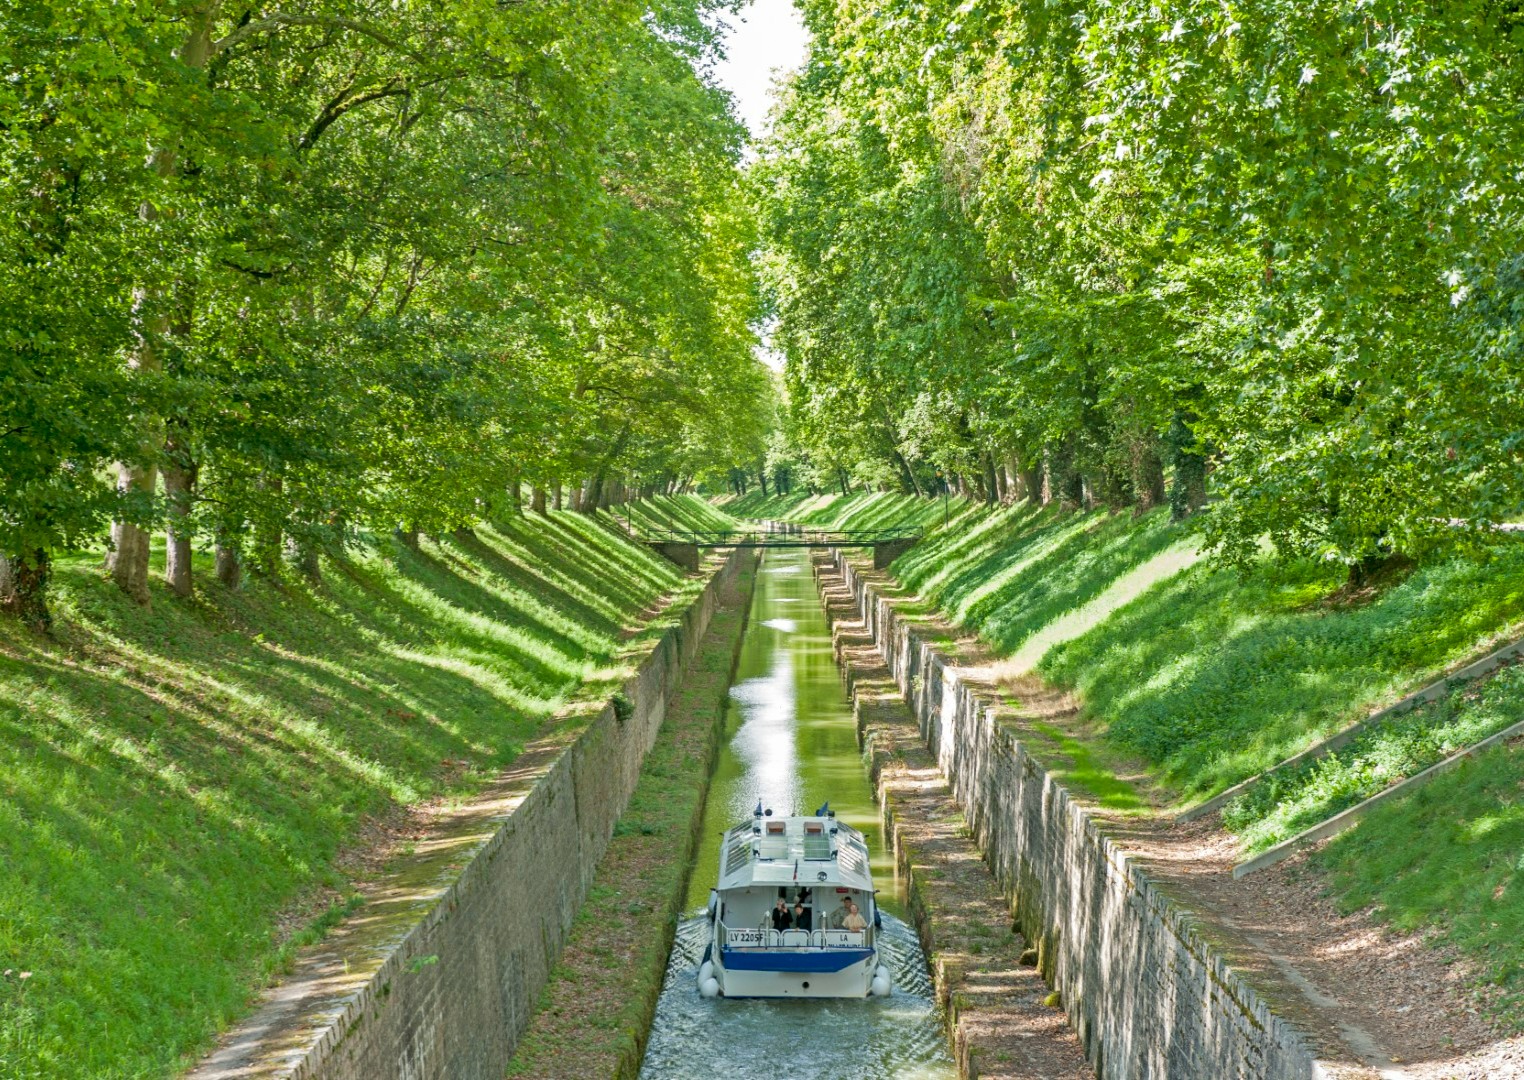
left=832, top=553, right=1316, bottom=1080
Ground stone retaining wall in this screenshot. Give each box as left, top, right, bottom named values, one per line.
left=194, top=551, right=743, bottom=1080
left=831, top=553, right=1317, bottom=1080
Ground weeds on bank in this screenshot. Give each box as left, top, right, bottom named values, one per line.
left=505, top=563, right=755, bottom=1078
left=0, top=504, right=703, bottom=1080
left=1225, top=663, right=1524, bottom=851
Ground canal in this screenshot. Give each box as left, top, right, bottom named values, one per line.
left=638, top=548, right=956, bottom=1080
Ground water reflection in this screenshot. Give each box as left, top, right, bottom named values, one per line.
left=641, top=550, right=954, bottom=1079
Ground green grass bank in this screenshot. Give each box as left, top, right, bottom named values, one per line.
left=726, top=491, right=1524, bottom=1023
left=0, top=501, right=715, bottom=1080
left=720, top=489, right=968, bottom=534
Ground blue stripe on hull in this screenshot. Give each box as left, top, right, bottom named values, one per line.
left=720, top=947, right=873, bottom=973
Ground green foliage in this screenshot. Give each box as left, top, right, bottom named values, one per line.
left=757, top=0, right=1524, bottom=571
left=1, top=0, right=768, bottom=617
left=1317, top=742, right=1524, bottom=1029
left=0, top=513, right=692, bottom=1078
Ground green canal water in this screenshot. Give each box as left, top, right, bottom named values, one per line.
left=640, top=549, right=956, bottom=1080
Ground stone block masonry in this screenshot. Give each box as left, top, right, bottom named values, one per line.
left=828, top=553, right=1318, bottom=1080
left=815, top=553, right=1093, bottom=1080
left=192, top=550, right=745, bottom=1080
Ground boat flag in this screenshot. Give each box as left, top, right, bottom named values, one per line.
left=754, top=800, right=763, bottom=816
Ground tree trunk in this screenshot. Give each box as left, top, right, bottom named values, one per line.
left=1, top=549, right=52, bottom=632
left=288, top=536, right=320, bottom=581
left=1131, top=434, right=1167, bottom=515
left=106, top=463, right=158, bottom=605
left=983, top=453, right=1000, bottom=506
left=837, top=468, right=850, bottom=497
left=1046, top=443, right=1084, bottom=510
left=393, top=526, right=419, bottom=551
left=569, top=482, right=583, bottom=513
left=509, top=473, right=522, bottom=513
left=215, top=530, right=243, bottom=589
left=1166, top=411, right=1208, bottom=521
left=890, top=445, right=924, bottom=497
left=1016, top=459, right=1043, bottom=506
left=107, top=8, right=217, bottom=607
left=253, top=474, right=284, bottom=576
left=552, top=481, right=563, bottom=511
left=531, top=486, right=547, bottom=514
left=163, top=456, right=196, bottom=598
left=758, top=466, right=770, bottom=498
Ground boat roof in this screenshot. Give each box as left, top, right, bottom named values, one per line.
left=717, top=814, right=874, bottom=893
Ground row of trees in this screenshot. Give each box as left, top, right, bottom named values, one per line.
left=2, top=0, right=772, bottom=628
left=756, top=0, right=1524, bottom=574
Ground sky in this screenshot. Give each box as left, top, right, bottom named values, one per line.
left=709, top=0, right=810, bottom=139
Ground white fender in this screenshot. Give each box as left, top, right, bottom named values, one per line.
left=698, top=960, right=715, bottom=983
left=700, top=977, right=721, bottom=998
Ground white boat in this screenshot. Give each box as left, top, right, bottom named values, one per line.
left=696, top=802, right=892, bottom=999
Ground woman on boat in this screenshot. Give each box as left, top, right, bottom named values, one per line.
left=842, top=901, right=868, bottom=933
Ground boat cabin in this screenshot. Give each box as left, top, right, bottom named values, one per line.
left=710, top=812, right=877, bottom=950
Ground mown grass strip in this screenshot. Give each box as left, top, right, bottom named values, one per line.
left=724, top=490, right=972, bottom=534
left=504, top=554, right=758, bottom=1079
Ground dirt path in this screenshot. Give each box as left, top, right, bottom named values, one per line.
left=818, top=554, right=1094, bottom=1079
left=836, top=557, right=1518, bottom=1080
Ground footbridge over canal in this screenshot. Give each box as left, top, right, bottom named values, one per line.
left=641, top=525, right=920, bottom=572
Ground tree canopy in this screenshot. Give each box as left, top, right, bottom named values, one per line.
left=1, top=0, right=772, bottom=625
left=755, top=0, right=1524, bottom=573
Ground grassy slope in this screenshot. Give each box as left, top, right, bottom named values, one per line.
left=722, top=489, right=968, bottom=532
left=893, top=502, right=1524, bottom=802
left=768, top=494, right=1524, bottom=1022
left=0, top=503, right=715, bottom=1080
left=614, top=494, right=739, bottom=533
left=1223, top=662, right=1524, bottom=850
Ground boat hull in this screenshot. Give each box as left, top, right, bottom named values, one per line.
left=715, top=950, right=876, bottom=998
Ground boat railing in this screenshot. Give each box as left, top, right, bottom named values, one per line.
left=721, top=922, right=871, bottom=949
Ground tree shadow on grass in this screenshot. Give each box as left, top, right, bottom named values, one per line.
left=1041, top=545, right=1524, bottom=799
left=0, top=516, right=690, bottom=1078
left=443, top=531, right=626, bottom=644
left=962, top=510, right=1187, bottom=655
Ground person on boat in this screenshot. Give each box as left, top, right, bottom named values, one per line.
left=827, top=897, right=851, bottom=929
left=842, top=901, right=868, bottom=934
left=771, top=898, right=793, bottom=931
left=791, top=901, right=811, bottom=931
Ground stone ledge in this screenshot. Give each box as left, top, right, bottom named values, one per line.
left=825, top=552, right=1318, bottom=1080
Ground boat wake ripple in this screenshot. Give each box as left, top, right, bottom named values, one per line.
left=639, top=914, right=954, bottom=1079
